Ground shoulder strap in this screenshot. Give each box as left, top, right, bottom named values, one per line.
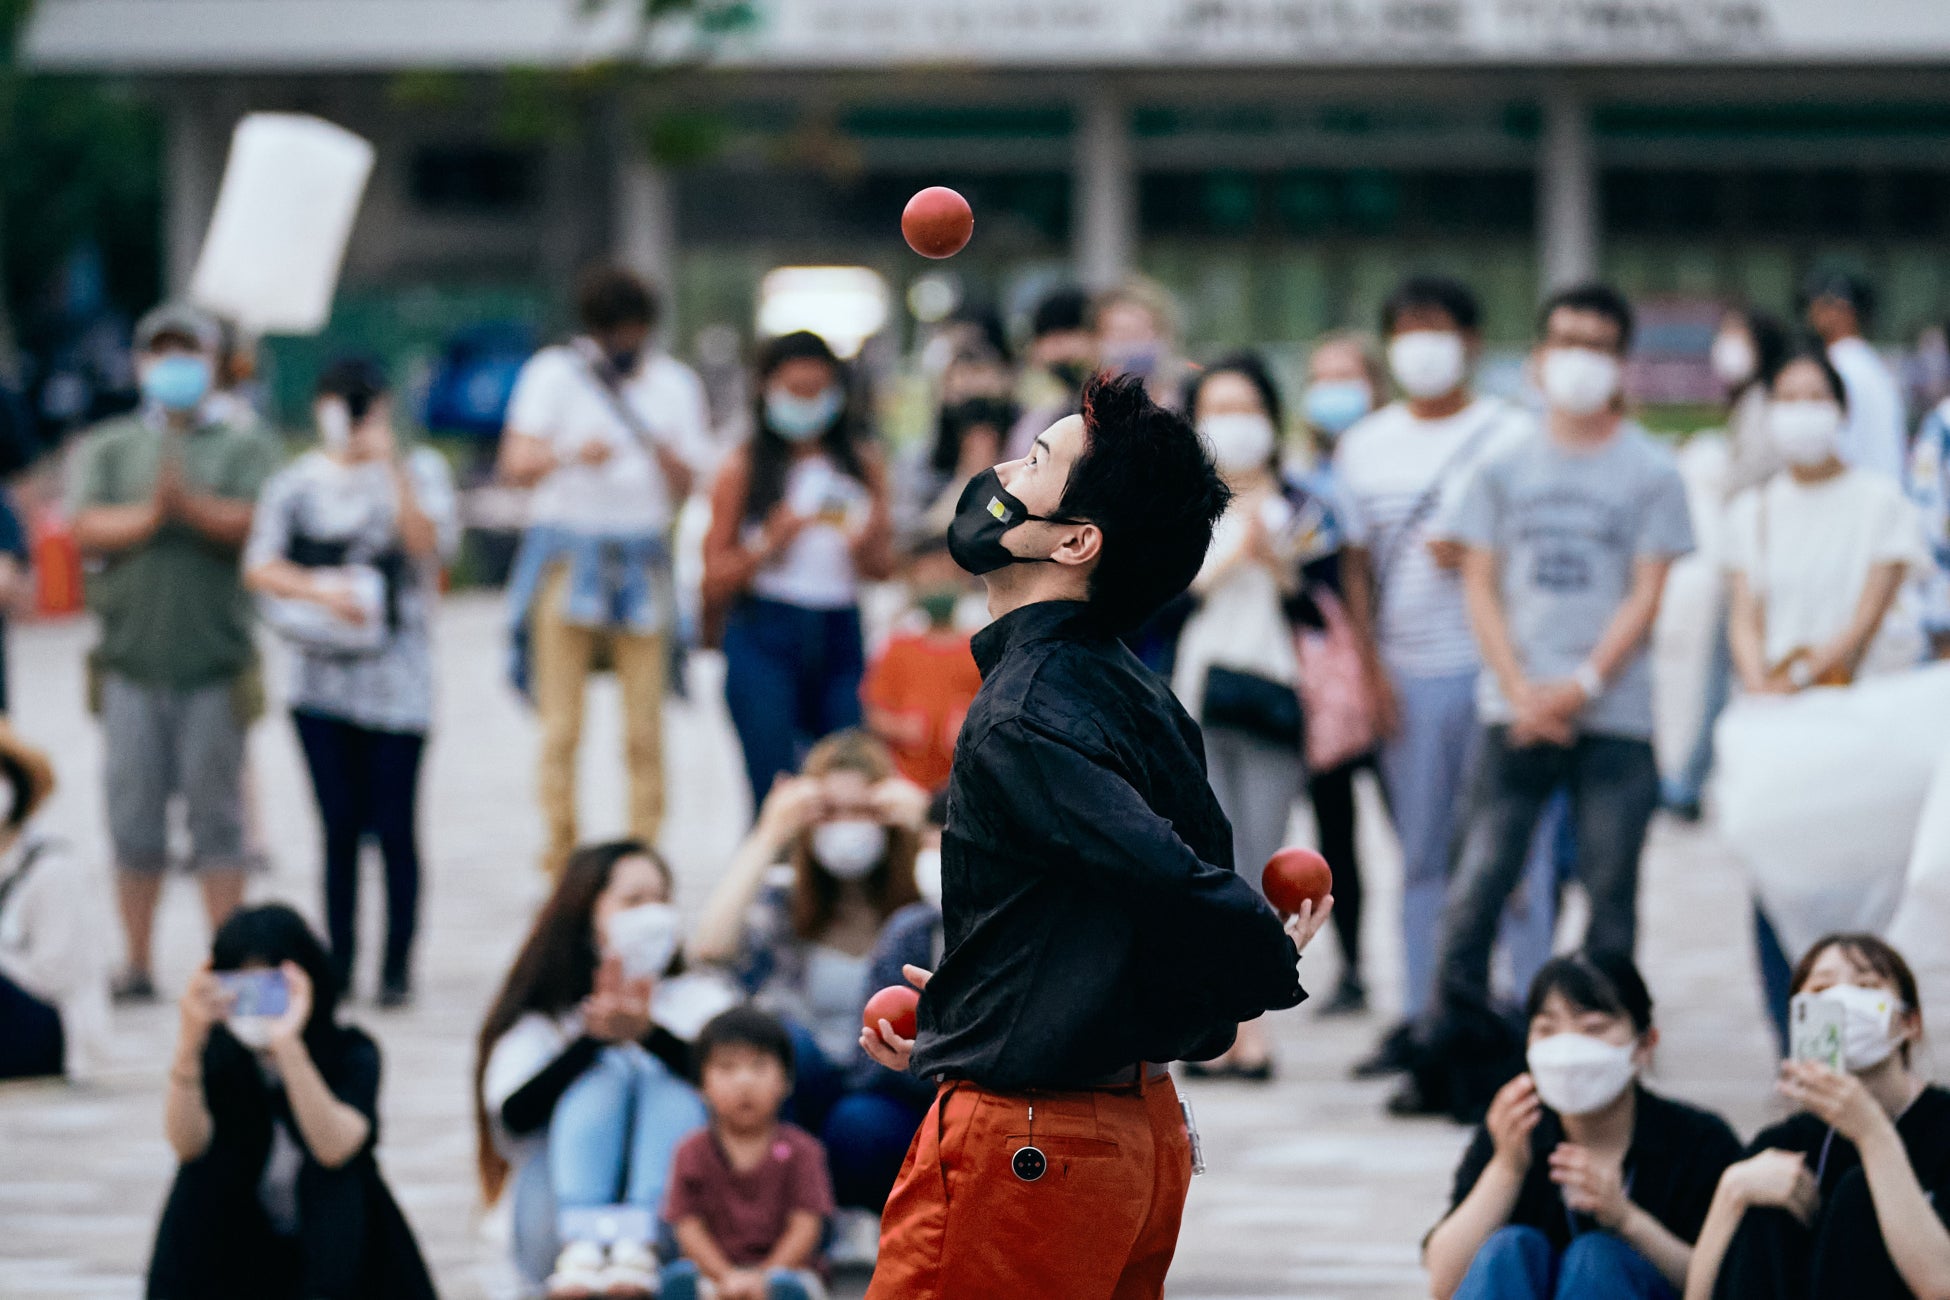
left=1371, top=404, right=1504, bottom=600
left=0, top=839, right=55, bottom=918
left=578, top=354, right=662, bottom=457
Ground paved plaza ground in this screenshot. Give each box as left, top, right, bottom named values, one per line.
left=0, top=594, right=1788, bottom=1299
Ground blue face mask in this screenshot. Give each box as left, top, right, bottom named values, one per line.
left=142, top=355, right=213, bottom=413
left=766, top=387, right=843, bottom=443
left=1303, top=381, right=1372, bottom=437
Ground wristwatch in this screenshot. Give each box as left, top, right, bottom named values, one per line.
left=1787, top=658, right=1815, bottom=690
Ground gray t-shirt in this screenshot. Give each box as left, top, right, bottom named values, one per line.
left=1443, top=423, right=1694, bottom=740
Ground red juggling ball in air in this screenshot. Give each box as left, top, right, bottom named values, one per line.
left=863, top=984, right=922, bottom=1040
left=1263, top=847, right=1333, bottom=916
left=901, top=186, right=974, bottom=259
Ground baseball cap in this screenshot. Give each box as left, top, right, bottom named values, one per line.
left=134, top=301, right=222, bottom=354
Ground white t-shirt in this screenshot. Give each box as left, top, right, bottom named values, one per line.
left=1724, top=468, right=1930, bottom=677
left=1172, top=488, right=1310, bottom=718
left=746, top=456, right=871, bottom=610
left=1828, top=337, right=1908, bottom=484
left=505, top=341, right=713, bottom=535
left=1332, top=397, right=1534, bottom=678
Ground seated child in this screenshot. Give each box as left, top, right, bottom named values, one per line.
left=663, top=1007, right=834, bottom=1300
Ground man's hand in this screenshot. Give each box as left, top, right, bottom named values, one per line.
left=860, top=964, right=932, bottom=1071
left=153, top=452, right=187, bottom=518
left=1509, top=680, right=1576, bottom=748
left=1282, top=896, right=1334, bottom=955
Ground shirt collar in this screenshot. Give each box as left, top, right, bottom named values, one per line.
left=969, top=599, right=1094, bottom=678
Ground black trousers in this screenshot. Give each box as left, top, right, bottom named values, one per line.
left=292, top=711, right=427, bottom=989
left=1307, top=756, right=1367, bottom=976
left=1715, top=1168, right=1939, bottom=1299
left=0, top=967, right=63, bottom=1079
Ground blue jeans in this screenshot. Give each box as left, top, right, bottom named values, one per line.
left=722, top=598, right=865, bottom=813
left=1754, top=902, right=1795, bottom=1056
left=1377, top=671, right=1562, bottom=1019
left=660, top=1259, right=820, bottom=1299
left=784, top=1022, right=926, bottom=1212
left=1457, top=1225, right=1676, bottom=1300
left=1422, top=728, right=1660, bottom=1036
left=549, top=1047, right=708, bottom=1227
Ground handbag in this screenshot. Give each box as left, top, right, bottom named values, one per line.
left=1201, top=664, right=1303, bottom=748
left=1294, top=585, right=1378, bottom=772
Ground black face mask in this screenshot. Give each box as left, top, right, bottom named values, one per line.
left=946, top=467, right=1081, bottom=576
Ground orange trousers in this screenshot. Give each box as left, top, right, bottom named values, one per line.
left=865, top=1074, right=1194, bottom=1300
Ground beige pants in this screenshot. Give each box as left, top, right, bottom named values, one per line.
left=532, top=567, right=667, bottom=873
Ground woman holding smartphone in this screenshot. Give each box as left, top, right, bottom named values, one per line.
left=1685, top=933, right=1950, bottom=1300
left=147, top=905, right=435, bottom=1300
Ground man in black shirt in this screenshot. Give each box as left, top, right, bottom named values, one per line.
left=861, top=375, right=1331, bottom=1300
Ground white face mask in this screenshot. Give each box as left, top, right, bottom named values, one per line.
left=605, top=902, right=683, bottom=980
left=1819, top=983, right=1906, bottom=1072
left=1526, top=1032, right=1640, bottom=1116
left=1388, top=331, right=1468, bottom=400
left=1198, top=412, right=1277, bottom=474
left=1711, top=333, right=1757, bottom=387
left=1540, top=347, right=1622, bottom=416
left=811, top=819, right=887, bottom=880
left=315, top=398, right=353, bottom=452
left=1766, top=400, right=1844, bottom=468
left=913, top=847, right=943, bottom=909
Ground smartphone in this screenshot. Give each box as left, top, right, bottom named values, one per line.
left=1790, top=993, right=1846, bottom=1072
left=218, top=969, right=290, bottom=1020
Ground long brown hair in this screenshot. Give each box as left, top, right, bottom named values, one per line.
left=1790, top=931, right=1925, bottom=1066
left=472, top=840, right=673, bottom=1202
left=789, top=730, right=921, bottom=940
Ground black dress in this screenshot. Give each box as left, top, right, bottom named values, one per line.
left=1715, top=1084, right=1950, bottom=1299
left=146, top=1023, right=437, bottom=1300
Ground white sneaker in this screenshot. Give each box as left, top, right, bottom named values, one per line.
left=826, top=1207, right=882, bottom=1269
left=546, top=1240, right=608, bottom=1298
left=599, top=1239, right=660, bottom=1298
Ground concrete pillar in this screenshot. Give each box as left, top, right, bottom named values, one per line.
left=1074, top=86, right=1135, bottom=290
left=615, top=152, right=678, bottom=290
left=1538, top=87, right=1599, bottom=293
left=164, top=95, right=224, bottom=296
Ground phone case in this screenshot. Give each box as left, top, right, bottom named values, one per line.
left=219, top=970, right=290, bottom=1020
left=1790, top=993, right=1846, bottom=1072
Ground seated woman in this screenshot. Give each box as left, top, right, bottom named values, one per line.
left=0, top=723, right=113, bottom=1082
left=1724, top=340, right=1932, bottom=1047
left=146, top=905, right=436, bottom=1300
left=477, top=840, right=711, bottom=1299
left=690, top=729, right=928, bottom=1216
left=1686, top=933, right=1950, bottom=1300
left=1425, top=951, right=1743, bottom=1300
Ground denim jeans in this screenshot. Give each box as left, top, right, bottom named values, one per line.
left=722, top=598, right=865, bottom=814
left=1377, top=671, right=1563, bottom=1019
left=1456, top=1225, right=1676, bottom=1300
left=660, top=1259, right=823, bottom=1299
left=1423, top=728, right=1660, bottom=1032
left=782, top=1022, right=927, bottom=1212
left=1664, top=614, right=1735, bottom=809
left=548, top=1047, right=708, bottom=1229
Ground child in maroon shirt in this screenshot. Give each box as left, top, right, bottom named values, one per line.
left=662, top=1007, right=834, bottom=1300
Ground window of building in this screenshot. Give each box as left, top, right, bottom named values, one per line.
left=408, top=145, right=541, bottom=216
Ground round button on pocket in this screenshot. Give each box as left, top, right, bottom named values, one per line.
left=1011, top=1145, right=1047, bottom=1182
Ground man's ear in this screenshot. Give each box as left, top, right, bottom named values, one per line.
left=1050, top=521, right=1103, bottom=570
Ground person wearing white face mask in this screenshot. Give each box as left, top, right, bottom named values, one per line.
left=691, top=731, right=929, bottom=1225
left=477, top=840, right=713, bottom=1296
left=1687, top=934, right=1950, bottom=1300
left=245, top=358, right=459, bottom=1008
left=500, top=267, right=715, bottom=875
left=1427, top=952, right=1742, bottom=1300
left=1171, top=355, right=1370, bottom=1050
left=1663, top=309, right=1792, bottom=823
left=1399, top=285, right=1696, bottom=1120
left=703, top=332, right=897, bottom=814
left=1333, top=276, right=1562, bottom=1081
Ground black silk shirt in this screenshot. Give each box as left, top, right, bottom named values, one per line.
left=908, top=599, right=1305, bottom=1092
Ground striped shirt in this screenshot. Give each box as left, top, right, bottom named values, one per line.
left=1332, top=397, right=1534, bottom=679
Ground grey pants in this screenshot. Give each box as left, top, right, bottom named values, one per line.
left=1204, top=725, right=1305, bottom=899
left=102, top=673, right=254, bottom=874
